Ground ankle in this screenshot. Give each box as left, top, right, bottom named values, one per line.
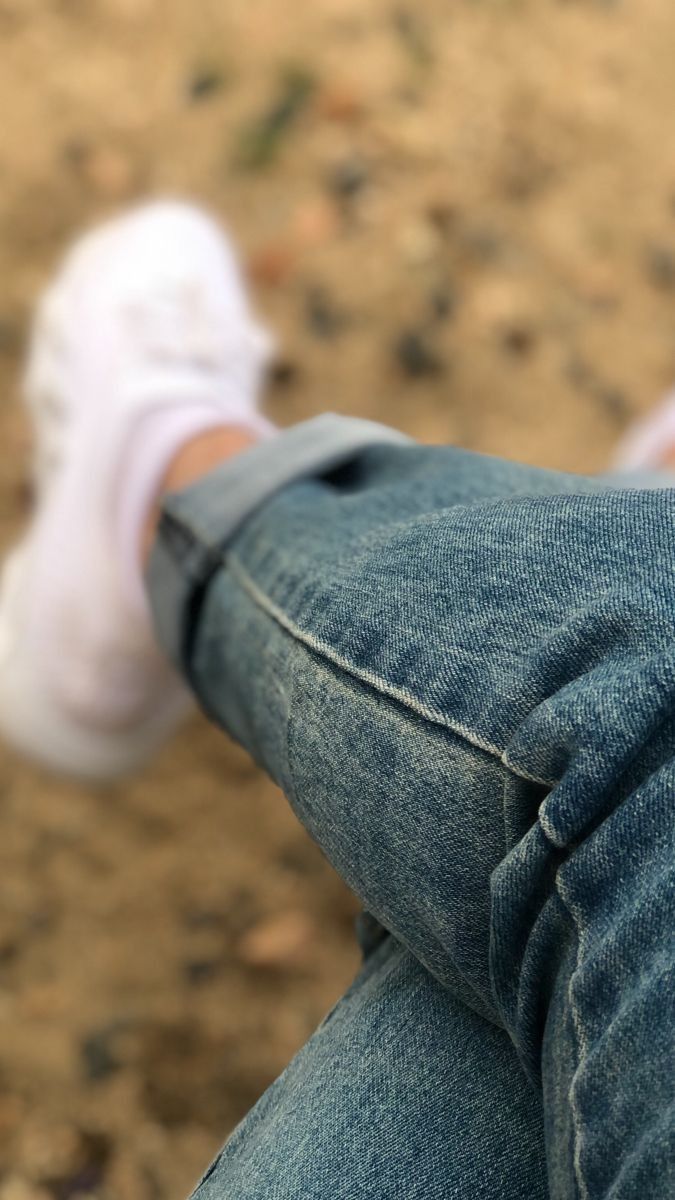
left=141, top=425, right=260, bottom=565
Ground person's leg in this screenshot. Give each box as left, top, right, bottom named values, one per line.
left=3, top=201, right=672, bottom=1198
left=1, top=201, right=549, bottom=1200
left=189, top=930, right=548, bottom=1200
left=148, top=420, right=675, bottom=1200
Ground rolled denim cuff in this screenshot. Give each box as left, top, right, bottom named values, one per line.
left=146, top=413, right=411, bottom=673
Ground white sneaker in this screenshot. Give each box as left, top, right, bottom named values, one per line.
left=0, top=200, right=273, bottom=780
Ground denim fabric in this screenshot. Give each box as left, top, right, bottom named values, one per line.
left=148, top=417, right=675, bottom=1200
left=193, top=932, right=548, bottom=1200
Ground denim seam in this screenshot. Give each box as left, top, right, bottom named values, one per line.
left=225, top=551, right=555, bottom=792
left=543, top=854, right=588, bottom=1200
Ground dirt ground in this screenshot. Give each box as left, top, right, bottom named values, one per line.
left=1, top=1, right=675, bottom=1197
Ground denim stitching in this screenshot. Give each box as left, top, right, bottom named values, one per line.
left=226, top=551, right=555, bottom=791
left=551, top=869, right=589, bottom=1200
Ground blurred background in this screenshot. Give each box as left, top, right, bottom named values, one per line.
left=1, top=0, right=675, bottom=1196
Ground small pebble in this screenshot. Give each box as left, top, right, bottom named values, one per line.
left=304, top=286, right=346, bottom=339
left=268, top=358, right=301, bottom=389
left=328, top=155, right=369, bottom=201
left=183, top=958, right=221, bottom=985
left=80, top=1028, right=123, bottom=1083
left=394, top=329, right=444, bottom=378
left=80, top=1018, right=136, bottom=1082
left=187, top=65, right=228, bottom=103
left=501, top=324, right=537, bottom=358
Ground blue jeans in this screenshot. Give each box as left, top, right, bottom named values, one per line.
left=147, top=416, right=675, bottom=1199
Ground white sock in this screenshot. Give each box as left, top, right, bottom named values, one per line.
left=114, top=402, right=276, bottom=614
